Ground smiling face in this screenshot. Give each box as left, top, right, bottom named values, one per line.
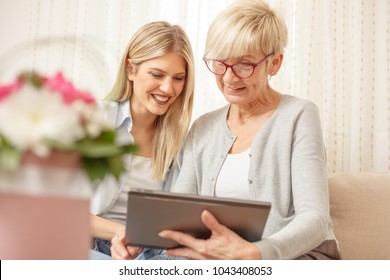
left=127, top=52, right=187, bottom=117
left=215, top=53, right=270, bottom=106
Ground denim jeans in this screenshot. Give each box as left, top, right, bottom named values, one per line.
left=90, top=239, right=112, bottom=260
left=137, top=248, right=186, bottom=260
left=93, top=239, right=111, bottom=256
left=91, top=238, right=185, bottom=260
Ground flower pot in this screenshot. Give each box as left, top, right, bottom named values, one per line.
left=0, top=151, right=92, bottom=259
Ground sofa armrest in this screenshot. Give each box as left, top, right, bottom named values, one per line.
left=328, top=172, right=390, bottom=260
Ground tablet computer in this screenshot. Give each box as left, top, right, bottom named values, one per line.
left=125, top=189, right=271, bottom=249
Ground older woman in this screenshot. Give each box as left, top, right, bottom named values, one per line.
left=112, top=0, right=340, bottom=260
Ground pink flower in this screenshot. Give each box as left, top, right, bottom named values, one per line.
left=44, top=72, right=95, bottom=104
left=0, top=81, right=22, bottom=101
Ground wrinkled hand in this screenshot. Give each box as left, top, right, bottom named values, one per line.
left=111, top=227, right=143, bottom=260
left=159, top=210, right=262, bottom=260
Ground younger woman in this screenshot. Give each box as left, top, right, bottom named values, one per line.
left=90, top=21, right=194, bottom=259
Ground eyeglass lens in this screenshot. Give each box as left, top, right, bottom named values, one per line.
left=207, top=61, right=254, bottom=78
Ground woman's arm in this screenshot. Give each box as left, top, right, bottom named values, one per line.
left=256, top=102, right=330, bottom=259
left=90, top=214, right=124, bottom=240
left=168, top=123, right=198, bottom=194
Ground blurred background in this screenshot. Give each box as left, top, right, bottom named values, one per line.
left=0, top=0, right=388, bottom=173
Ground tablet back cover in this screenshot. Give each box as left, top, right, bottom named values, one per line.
left=125, top=189, right=271, bottom=249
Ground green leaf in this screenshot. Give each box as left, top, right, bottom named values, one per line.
left=77, top=144, right=123, bottom=157
left=82, top=157, right=110, bottom=182
left=120, top=145, right=139, bottom=154
left=106, top=155, right=127, bottom=179
left=78, top=143, right=138, bottom=158
left=19, top=71, right=44, bottom=88
left=95, top=130, right=116, bottom=142
left=0, top=144, right=22, bottom=171
left=19, top=131, right=139, bottom=184
left=81, top=155, right=127, bottom=182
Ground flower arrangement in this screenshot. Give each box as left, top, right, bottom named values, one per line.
left=0, top=71, right=137, bottom=182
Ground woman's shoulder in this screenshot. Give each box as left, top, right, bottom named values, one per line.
left=97, top=100, right=129, bottom=128
left=192, top=105, right=229, bottom=126
left=281, top=94, right=317, bottom=108
left=279, top=94, right=319, bottom=115
left=186, top=105, right=230, bottom=140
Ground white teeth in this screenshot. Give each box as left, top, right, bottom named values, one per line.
left=226, top=85, right=242, bottom=90
left=153, top=95, right=169, bottom=102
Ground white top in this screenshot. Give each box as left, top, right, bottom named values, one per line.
left=215, top=149, right=251, bottom=200
left=101, top=155, right=164, bottom=224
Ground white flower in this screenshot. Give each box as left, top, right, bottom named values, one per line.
left=0, top=84, right=84, bottom=155
left=71, top=100, right=109, bottom=138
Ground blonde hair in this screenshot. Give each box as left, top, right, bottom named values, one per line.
left=204, top=0, right=288, bottom=65
left=106, top=21, right=194, bottom=180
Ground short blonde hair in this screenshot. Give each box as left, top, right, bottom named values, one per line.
left=106, top=21, right=195, bottom=180
left=204, top=0, right=288, bottom=61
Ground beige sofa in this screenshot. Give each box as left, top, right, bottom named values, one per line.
left=328, top=172, right=390, bottom=260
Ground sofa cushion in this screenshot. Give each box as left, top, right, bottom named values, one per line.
left=328, top=172, right=390, bottom=260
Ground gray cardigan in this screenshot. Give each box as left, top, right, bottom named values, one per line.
left=165, top=95, right=336, bottom=260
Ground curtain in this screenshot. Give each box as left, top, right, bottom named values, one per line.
left=0, top=0, right=388, bottom=173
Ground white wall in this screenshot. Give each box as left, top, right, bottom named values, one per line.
left=0, top=0, right=389, bottom=173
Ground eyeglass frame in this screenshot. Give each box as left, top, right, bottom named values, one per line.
left=203, top=53, right=274, bottom=79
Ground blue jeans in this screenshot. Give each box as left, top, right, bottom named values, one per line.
left=137, top=248, right=186, bottom=260
left=89, top=239, right=185, bottom=260
left=89, top=249, right=112, bottom=260
left=90, top=239, right=112, bottom=260
left=90, top=239, right=185, bottom=260
left=93, top=239, right=111, bottom=256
